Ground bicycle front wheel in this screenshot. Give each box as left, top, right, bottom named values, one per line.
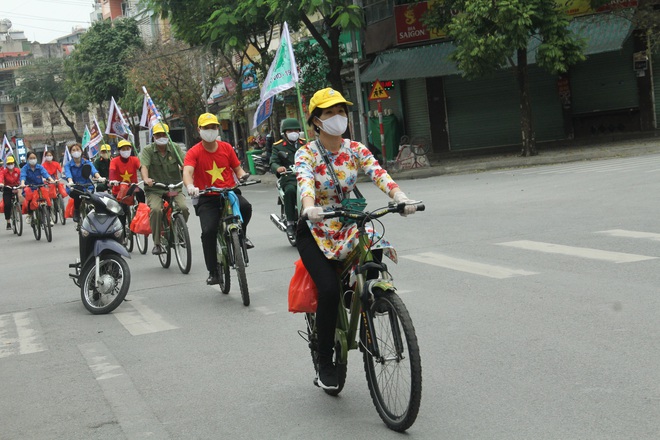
left=32, top=212, right=41, bottom=241
left=51, top=200, right=59, bottom=224
left=58, top=196, right=66, bottom=225
left=135, top=231, right=148, bottom=254
left=12, top=203, right=22, bottom=236
left=41, top=205, right=52, bottom=243
left=230, top=229, right=249, bottom=306
left=173, top=214, right=191, bottom=274
left=362, top=289, right=422, bottom=432
left=158, top=236, right=171, bottom=268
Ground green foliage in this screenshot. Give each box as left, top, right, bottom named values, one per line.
left=11, top=58, right=66, bottom=104
left=63, top=19, right=143, bottom=112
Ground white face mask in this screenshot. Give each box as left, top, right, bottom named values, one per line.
left=155, top=137, right=169, bottom=146
left=28, top=159, right=37, bottom=166
left=317, top=114, right=348, bottom=136
left=200, top=129, right=219, bottom=142
left=7, top=164, right=14, bottom=170
left=286, top=132, right=300, bottom=143
left=45, top=156, right=53, bottom=162
left=72, top=151, right=82, bottom=159
left=120, top=150, right=131, bottom=159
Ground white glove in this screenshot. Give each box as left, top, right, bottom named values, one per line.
left=392, top=191, right=417, bottom=216
left=303, top=206, right=324, bottom=223
left=97, top=177, right=107, bottom=183
left=187, top=184, right=199, bottom=197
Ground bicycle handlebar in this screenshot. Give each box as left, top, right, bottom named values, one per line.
left=152, top=181, right=183, bottom=190
left=302, top=201, right=425, bottom=222
left=197, top=179, right=261, bottom=196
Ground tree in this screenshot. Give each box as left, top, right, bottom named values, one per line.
left=11, top=58, right=82, bottom=141
left=424, top=1, right=585, bottom=156
left=591, top=0, right=660, bottom=49
left=126, top=41, right=226, bottom=146
left=64, top=19, right=143, bottom=122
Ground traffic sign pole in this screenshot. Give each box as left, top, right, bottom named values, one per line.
left=377, top=100, right=386, bottom=167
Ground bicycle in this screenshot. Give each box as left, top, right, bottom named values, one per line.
left=298, top=201, right=425, bottom=432
left=49, top=181, right=67, bottom=226
left=199, top=179, right=259, bottom=306
left=26, top=183, right=53, bottom=242
left=110, top=181, right=144, bottom=254
left=153, top=181, right=192, bottom=274
left=388, top=135, right=431, bottom=172
left=5, top=186, right=23, bottom=236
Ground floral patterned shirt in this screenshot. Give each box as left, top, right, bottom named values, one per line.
left=295, top=139, right=398, bottom=261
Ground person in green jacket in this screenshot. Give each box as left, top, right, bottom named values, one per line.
left=94, top=144, right=112, bottom=192
left=269, top=118, right=306, bottom=236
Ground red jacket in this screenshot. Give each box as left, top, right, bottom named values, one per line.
left=0, top=166, right=21, bottom=187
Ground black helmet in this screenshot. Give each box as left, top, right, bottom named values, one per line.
left=280, top=118, right=301, bottom=132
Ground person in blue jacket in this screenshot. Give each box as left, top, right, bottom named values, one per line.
left=64, top=142, right=105, bottom=222
left=20, top=151, right=55, bottom=222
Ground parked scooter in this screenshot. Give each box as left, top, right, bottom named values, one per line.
left=269, top=151, right=298, bottom=247
left=253, top=150, right=269, bottom=175
left=68, top=164, right=131, bottom=314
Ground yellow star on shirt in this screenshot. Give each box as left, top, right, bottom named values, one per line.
left=206, top=161, right=226, bottom=184
left=120, top=170, right=133, bottom=182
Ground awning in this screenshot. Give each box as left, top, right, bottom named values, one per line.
left=361, top=10, right=634, bottom=83
left=218, top=106, right=233, bottom=120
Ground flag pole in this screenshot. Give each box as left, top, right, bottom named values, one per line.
left=142, top=86, right=183, bottom=166
left=295, top=83, right=306, bottom=137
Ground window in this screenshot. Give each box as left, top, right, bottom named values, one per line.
left=32, top=111, right=43, bottom=128
left=364, top=0, right=394, bottom=24
left=49, top=111, right=61, bottom=126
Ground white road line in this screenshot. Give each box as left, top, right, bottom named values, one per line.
left=79, top=341, right=170, bottom=439
left=253, top=306, right=277, bottom=316
left=402, top=252, right=537, bottom=279
left=0, top=313, right=16, bottom=358
left=113, top=300, right=178, bottom=336
left=14, top=312, right=47, bottom=355
left=596, top=229, right=660, bottom=241
left=497, top=240, right=657, bottom=263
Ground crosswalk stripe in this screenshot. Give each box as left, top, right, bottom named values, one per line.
left=113, top=299, right=178, bottom=336
left=596, top=229, right=660, bottom=241
left=402, top=252, right=537, bottom=279
left=497, top=240, right=656, bottom=263
left=0, top=311, right=47, bottom=358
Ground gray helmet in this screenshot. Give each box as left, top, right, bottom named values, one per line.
left=280, top=118, right=301, bottom=133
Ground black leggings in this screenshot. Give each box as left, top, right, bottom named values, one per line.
left=3, top=188, right=12, bottom=221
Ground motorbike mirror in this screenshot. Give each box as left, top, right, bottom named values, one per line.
left=82, top=163, right=92, bottom=180
left=278, top=151, right=288, bottom=161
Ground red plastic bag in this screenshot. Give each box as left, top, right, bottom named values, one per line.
left=65, top=198, right=75, bottom=219
left=116, top=184, right=134, bottom=206
left=130, top=202, right=152, bottom=235
left=288, top=259, right=318, bottom=313
left=0, top=198, right=4, bottom=213
left=48, top=184, right=57, bottom=199
left=58, top=183, right=67, bottom=198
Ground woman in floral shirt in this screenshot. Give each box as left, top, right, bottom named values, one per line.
left=295, top=88, right=418, bottom=391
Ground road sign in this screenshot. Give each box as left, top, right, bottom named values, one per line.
left=369, top=80, right=390, bottom=101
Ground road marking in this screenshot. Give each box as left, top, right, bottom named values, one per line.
left=0, top=312, right=47, bottom=358
left=402, top=252, right=537, bottom=279
left=497, top=240, right=656, bottom=263
left=596, top=229, right=660, bottom=241
left=79, top=341, right=170, bottom=439
left=113, top=300, right=178, bottom=336
left=253, top=306, right=277, bottom=316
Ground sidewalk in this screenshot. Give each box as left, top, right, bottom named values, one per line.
left=255, top=133, right=660, bottom=185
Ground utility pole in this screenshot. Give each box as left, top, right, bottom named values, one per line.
left=352, top=0, right=368, bottom=144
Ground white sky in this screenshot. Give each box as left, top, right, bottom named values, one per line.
left=1, top=0, right=94, bottom=44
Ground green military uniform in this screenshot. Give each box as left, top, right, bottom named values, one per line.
left=140, top=142, right=189, bottom=245
left=270, top=137, right=306, bottom=223
left=93, top=155, right=111, bottom=192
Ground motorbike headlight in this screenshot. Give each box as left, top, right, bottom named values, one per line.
left=103, top=197, right=123, bottom=215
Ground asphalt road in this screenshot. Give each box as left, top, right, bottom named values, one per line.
left=2, top=153, right=660, bottom=439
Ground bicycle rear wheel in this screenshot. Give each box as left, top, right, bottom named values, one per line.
left=12, top=203, right=22, bottom=236
left=41, top=205, right=52, bottom=242
left=58, top=196, right=66, bottom=225
left=158, top=234, right=171, bottom=268
left=51, top=201, right=59, bottom=224
left=304, top=313, right=347, bottom=396
left=173, top=214, right=191, bottom=274
left=409, top=136, right=430, bottom=157
left=230, top=229, right=249, bottom=306
left=362, top=289, right=421, bottom=432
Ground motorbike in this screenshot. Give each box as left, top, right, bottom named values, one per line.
left=68, top=164, right=131, bottom=314
left=269, top=152, right=298, bottom=247
left=253, top=150, right=269, bottom=175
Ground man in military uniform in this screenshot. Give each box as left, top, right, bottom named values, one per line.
left=269, top=118, right=306, bottom=237
left=93, top=144, right=112, bottom=192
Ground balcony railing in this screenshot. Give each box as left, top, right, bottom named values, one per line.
left=0, top=59, right=32, bottom=70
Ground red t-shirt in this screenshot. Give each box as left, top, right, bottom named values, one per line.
left=183, top=141, right=240, bottom=190
left=0, top=167, right=21, bottom=186
left=109, top=156, right=141, bottom=196
left=42, top=161, right=62, bottom=177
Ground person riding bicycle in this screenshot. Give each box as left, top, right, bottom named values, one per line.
left=140, top=122, right=189, bottom=255
left=182, top=112, right=254, bottom=285
left=64, top=143, right=105, bottom=222
left=93, top=144, right=112, bottom=192
left=42, top=149, right=67, bottom=201
left=20, top=151, right=56, bottom=224
left=0, top=155, right=22, bottom=230
left=270, top=118, right=306, bottom=237
left=295, top=88, right=418, bottom=390
left=109, top=139, right=145, bottom=228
